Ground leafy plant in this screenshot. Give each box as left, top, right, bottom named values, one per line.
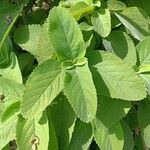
left=0, top=0, right=150, bottom=149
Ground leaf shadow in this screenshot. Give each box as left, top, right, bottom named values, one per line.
left=49, top=94, right=76, bottom=150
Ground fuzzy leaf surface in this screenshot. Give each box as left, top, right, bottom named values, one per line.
left=103, top=31, right=136, bottom=66
left=91, top=9, right=111, bottom=37
left=0, top=116, right=18, bottom=149
left=64, top=63, right=97, bottom=123
left=16, top=112, right=49, bottom=150
left=93, top=120, right=124, bottom=150
left=69, top=2, right=94, bottom=20
left=68, top=119, right=93, bottom=150
left=14, top=24, right=53, bottom=63
left=21, top=59, right=64, bottom=119
left=106, top=0, right=126, bottom=10
left=137, top=36, right=150, bottom=74
left=0, top=77, right=23, bottom=103
left=48, top=7, right=86, bottom=62
left=0, top=52, right=23, bottom=84
left=137, top=36, right=150, bottom=93
left=88, top=51, right=147, bottom=100
left=94, top=94, right=131, bottom=127
left=115, top=7, right=150, bottom=40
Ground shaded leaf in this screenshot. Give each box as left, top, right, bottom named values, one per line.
left=115, top=7, right=150, bottom=40
left=49, top=94, right=76, bottom=150
left=68, top=119, right=93, bottom=150
left=93, top=120, right=124, bottom=150
left=103, top=31, right=136, bottom=66
left=94, top=95, right=131, bottom=127
left=88, top=51, right=147, bottom=100
left=14, top=24, right=53, bottom=63
left=121, top=120, right=134, bottom=150
left=91, top=9, right=111, bottom=37
left=0, top=0, right=23, bottom=48
left=138, top=99, right=150, bottom=148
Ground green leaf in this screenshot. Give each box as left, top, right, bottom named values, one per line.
left=0, top=77, right=23, bottom=126
left=64, top=63, right=97, bottom=123
left=0, top=96, right=20, bottom=149
left=128, top=0, right=150, bottom=16
left=0, top=37, right=11, bottom=69
left=121, top=120, right=134, bottom=150
left=30, top=113, right=49, bottom=150
left=125, top=107, right=139, bottom=130
left=61, top=60, right=74, bottom=70
left=68, top=119, right=93, bottom=150
left=115, top=7, right=150, bottom=41
left=0, top=77, right=23, bottom=124
left=1, top=101, right=20, bottom=123
left=103, top=31, right=136, bottom=66
left=16, top=116, right=34, bottom=150
left=26, top=9, right=47, bottom=24
left=0, top=2, right=23, bottom=83
left=2, top=144, right=9, bottom=150
left=82, top=30, right=96, bottom=52
left=111, top=13, right=121, bottom=29
left=134, top=134, right=145, bottom=150
left=18, top=53, right=35, bottom=79
left=69, top=2, right=94, bottom=20
left=106, top=0, right=126, bottom=10
left=48, top=123, right=58, bottom=150
left=138, top=99, right=150, bottom=148
left=137, top=36, right=150, bottom=73
left=137, top=36, right=150, bottom=65
left=139, top=73, right=150, bottom=95
left=0, top=52, right=23, bottom=84
left=93, top=120, right=124, bottom=150
left=47, top=110, right=58, bottom=150
left=48, top=7, right=86, bottom=62
left=88, top=51, right=147, bottom=100
left=91, top=9, right=111, bottom=37
left=0, top=0, right=23, bottom=49
left=14, top=24, right=53, bottom=63
left=0, top=2, right=23, bottom=82
left=16, top=112, right=49, bottom=150
left=74, top=57, right=88, bottom=66
left=79, top=22, right=93, bottom=31
left=38, top=21, right=54, bottom=63
left=0, top=77, right=23, bottom=104
left=137, top=36, right=150, bottom=94
left=59, top=0, right=94, bottom=7
left=49, top=94, right=76, bottom=150
left=0, top=115, right=18, bottom=149
left=21, top=59, right=64, bottom=119
left=138, top=65, right=150, bottom=74
left=95, top=94, right=131, bottom=127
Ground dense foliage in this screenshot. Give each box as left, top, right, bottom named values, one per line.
left=0, top=0, right=150, bottom=149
